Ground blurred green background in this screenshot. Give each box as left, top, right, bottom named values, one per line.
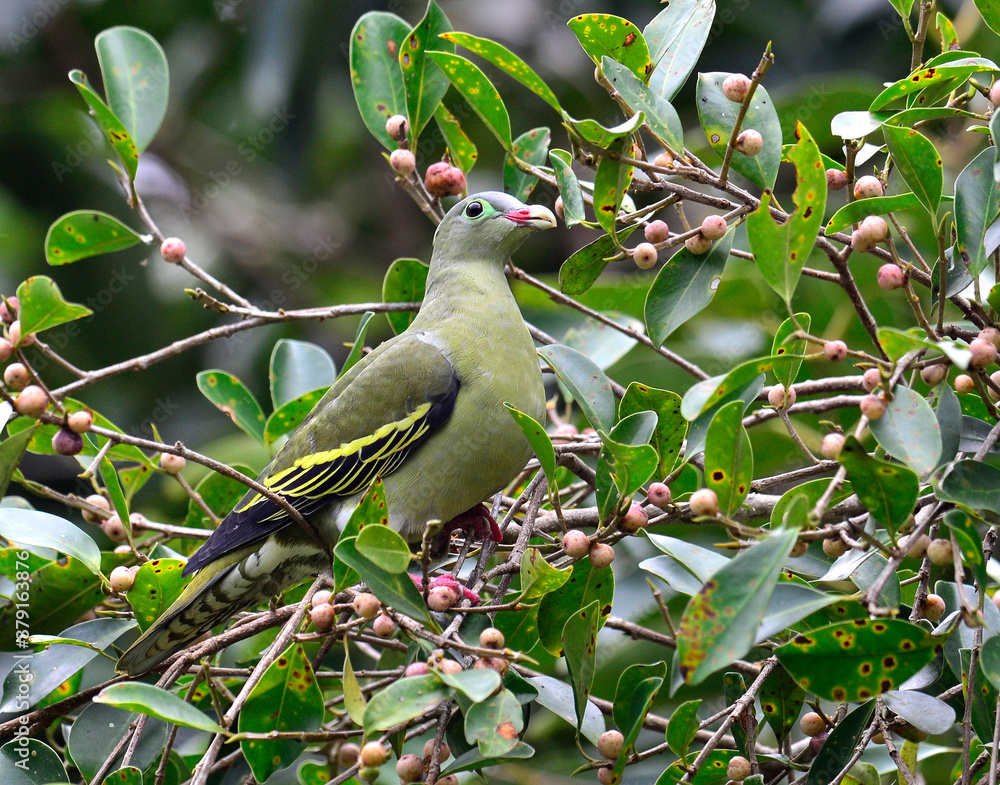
left=1, top=2, right=997, bottom=779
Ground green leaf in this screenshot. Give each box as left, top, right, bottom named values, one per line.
left=955, top=146, right=1000, bottom=276
left=606, top=59, right=684, bottom=153
left=610, top=675, right=662, bottom=782
left=655, top=750, right=738, bottom=785
left=837, top=436, right=919, bottom=536
left=830, top=110, right=882, bottom=139
left=771, top=313, right=810, bottom=389
left=877, top=326, right=971, bottom=367
left=504, top=127, right=550, bottom=202
left=567, top=112, right=644, bottom=148
left=0, top=424, right=38, bottom=501
left=569, top=14, right=650, bottom=81
left=269, top=339, right=337, bottom=410
left=0, top=557, right=103, bottom=643
left=593, top=136, right=634, bottom=234
left=356, top=524, right=411, bottom=574
left=704, top=401, right=753, bottom=517
left=349, top=12, right=411, bottom=150
left=67, top=701, right=166, bottom=781
left=870, top=55, right=998, bottom=110
left=45, top=210, right=144, bottom=265
left=645, top=227, right=733, bottom=346
left=438, top=667, right=502, bottom=703
left=0, top=509, right=101, bottom=574
left=68, top=70, right=139, bottom=182
left=676, top=528, right=797, bottom=686
left=0, top=738, right=68, bottom=785
left=239, top=644, right=324, bottom=782
left=803, top=702, right=875, bottom=785
left=382, top=257, right=428, bottom=334
left=563, top=600, right=600, bottom=737
left=504, top=404, right=557, bottom=493
left=399, top=0, right=453, bottom=145
left=665, top=699, right=702, bottom=760
left=939, top=459, right=1000, bottom=515
left=977, top=0, right=1000, bottom=35
left=684, top=376, right=764, bottom=459
left=101, top=767, right=142, bottom=785
left=16, top=276, right=93, bottom=335
left=434, top=103, right=477, bottom=174
left=129, top=558, right=190, bottom=631
left=364, top=673, right=450, bottom=731
left=680, top=354, right=802, bottom=420
left=645, top=0, right=715, bottom=100
left=538, top=557, right=614, bottom=656
left=697, top=72, right=781, bottom=191
left=558, top=225, right=637, bottom=294
left=334, top=479, right=389, bottom=593
left=341, top=311, right=376, bottom=378
left=867, top=385, right=942, bottom=477
left=825, top=193, right=922, bottom=235
left=196, top=370, right=267, bottom=448
left=427, top=51, right=512, bottom=151
left=883, top=124, right=942, bottom=217
left=95, top=26, right=168, bottom=154
left=443, top=742, right=535, bottom=775
left=537, top=344, right=616, bottom=433
left=596, top=412, right=659, bottom=518
left=881, top=689, right=956, bottom=736
left=613, top=661, right=667, bottom=732
left=981, top=634, right=1000, bottom=692
left=1, top=618, right=134, bottom=713
left=619, top=383, right=686, bottom=477
left=517, top=548, right=571, bottom=602
left=747, top=123, right=826, bottom=303
left=465, top=689, right=523, bottom=756
left=550, top=149, right=586, bottom=229
left=183, top=463, right=255, bottom=529
left=441, top=32, right=560, bottom=111
left=527, top=675, right=605, bottom=745
left=264, top=388, right=328, bottom=445
left=887, top=0, right=915, bottom=18
left=342, top=641, right=366, bottom=725
left=334, top=536, right=439, bottom=631
left=759, top=665, right=806, bottom=744
left=96, top=682, right=224, bottom=734
left=776, top=619, right=939, bottom=702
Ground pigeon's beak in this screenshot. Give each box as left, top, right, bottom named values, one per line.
left=503, top=204, right=557, bottom=231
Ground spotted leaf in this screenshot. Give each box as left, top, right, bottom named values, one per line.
left=704, top=401, right=752, bottom=517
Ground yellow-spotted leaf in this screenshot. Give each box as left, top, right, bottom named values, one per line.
left=442, top=32, right=560, bottom=110
left=619, top=383, right=686, bottom=477
left=704, top=401, right=752, bottom=517
left=568, top=14, right=650, bottom=81
left=129, top=559, right=190, bottom=631
left=239, top=644, right=324, bottom=783
left=655, top=750, right=738, bottom=785
left=465, top=688, right=523, bottom=756
left=593, top=136, right=634, bottom=234
left=837, top=436, right=919, bottom=536
left=869, top=55, right=998, bottom=111
left=518, top=548, right=571, bottom=602
left=349, top=12, right=411, bottom=150
left=68, top=70, right=139, bottom=182
left=759, top=664, right=806, bottom=744
left=770, top=314, right=810, bottom=390
left=680, top=354, right=803, bottom=420
left=504, top=127, right=550, bottom=202
left=264, top=388, right=328, bottom=445
left=16, top=275, right=93, bottom=335
left=676, top=528, right=797, bottom=687
left=399, top=0, right=452, bottom=143
left=45, top=210, right=145, bottom=265
left=427, top=51, right=512, bottom=151
left=776, top=619, right=939, bottom=702
left=434, top=103, right=477, bottom=173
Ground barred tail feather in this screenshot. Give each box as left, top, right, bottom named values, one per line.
left=116, top=538, right=327, bottom=676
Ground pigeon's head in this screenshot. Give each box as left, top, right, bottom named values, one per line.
left=434, top=191, right=556, bottom=260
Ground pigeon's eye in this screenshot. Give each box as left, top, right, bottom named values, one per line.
left=465, top=201, right=484, bottom=218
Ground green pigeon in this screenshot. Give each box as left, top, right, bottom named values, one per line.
left=116, top=192, right=555, bottom=675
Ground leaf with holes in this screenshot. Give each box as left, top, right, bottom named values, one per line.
left=883, top=124, right=942, bottom=217
left=704, top=401, right=752, bottom=517
left=645, top=227, right=733, bottom=347
left=399, top=0, right=452, bottom=144
left=196, top=370, right=266, bottom=447
left=382, top=257, right=428, bottom=334
left=45, top=211, right=144, bottom=265
left=350, top=12, right=410, bottom=149
left=776, top=619, right=939, bottom=702
left=504, top=127, right=550, bottom=202
left=837, top=436, right=919, bottom=536
left=442, top=32, right=560, bottom=110
left=676, top=528, right=797, bottom=687
left=239, top=644, right=324, bottom=782
left=697, top=72, right=781, bottom=190
left=428, top=51, right=512, bottom=151
left=645, top=0, right=715, bottom=100
left=747, top=123, right=826, bottom=303
left=568, top=14, right=650, bottom=81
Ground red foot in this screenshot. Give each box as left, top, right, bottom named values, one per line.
left=442, top=503, right=503, bottom=544
left=411, top=573, right=481, bottom=605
